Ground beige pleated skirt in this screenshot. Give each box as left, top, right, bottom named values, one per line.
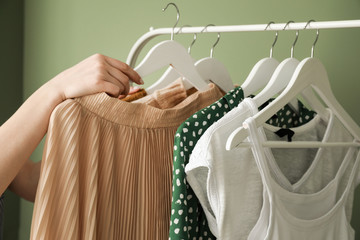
left=30, top=82, right=224, bottom=240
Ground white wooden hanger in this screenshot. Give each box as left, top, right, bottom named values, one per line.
left=241, top=22, right=280, bottom=97
left=134, top=3, right=209, bottom=92
left=253, top=58, right=329, bottom=122
left=226, top=26, right=360, bottom=150
left=146, top=25, right=195, bottom=94
left=253, top=22, right=297, bottom=107
left=241, top=22, right=301, bottom=113
left=193, top=25, right=233, bottom=92
left=253, top=21, right=329, bottom=121
left=146, top=24, right=233, bottom=94
left=226, top=57, right=360, bottom=149
left=194, top=57, right=233, bottom=92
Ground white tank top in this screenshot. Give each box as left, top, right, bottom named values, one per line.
left=244, top=116, right=360, bottom=240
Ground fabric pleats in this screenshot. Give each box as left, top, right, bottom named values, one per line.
left=30, top=84, right=224, bottom=240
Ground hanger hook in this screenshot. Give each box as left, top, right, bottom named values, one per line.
left=211, top=32, right=220, bottom=58
left=201, top=24, right=220, bottom=58
left=162, top=3, right=180, bottom=41
left=189, top=33, right=197, bottom=54
left=176, top=25, right=196, bottom=54
left=265, top=22, right=278, bottom=58
left=304, top=20, right=319, bottom=58
left=282, top=21, right=298, bottom=58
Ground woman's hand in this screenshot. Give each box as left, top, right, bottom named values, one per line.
left=0, top=54, right=142, bottom=198
left=48, top=53, right=143, bottom=101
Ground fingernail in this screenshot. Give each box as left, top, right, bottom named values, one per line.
left=140, top=78, right=144, bottom=84
left=133, top=86, right=140, bottom=90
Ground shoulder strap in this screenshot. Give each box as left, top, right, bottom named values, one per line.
left=243, top=116, right=275, bottom=195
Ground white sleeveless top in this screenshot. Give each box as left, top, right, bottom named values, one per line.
left=244, top=115, right=360, bottom=240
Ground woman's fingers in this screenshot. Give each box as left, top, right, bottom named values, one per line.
left=104, top=55, right=143, bottom=85
left=104, top=62, right=132, bottom=96
left=94, top=80, right=122, bottom=98
left=104, top=70, right=130, bottom=96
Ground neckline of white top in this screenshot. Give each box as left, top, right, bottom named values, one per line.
left=242, top=105, right=360, bottom=228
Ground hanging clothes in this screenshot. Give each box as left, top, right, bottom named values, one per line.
left=244, top=111, right=360, bottom=240
left=169, top=86, right=244, bottom=240
left=185, top=98, right=359, bottom=240
left=30, top=80, right=224, bottom=240
left=169, top=88, right=316, bottom=240
left=133, top=79, right=199, bottom=108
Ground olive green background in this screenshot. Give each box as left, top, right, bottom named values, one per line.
left=2, top=0, right=360, bottom=239
left=1, top=0, right=23, bottom=239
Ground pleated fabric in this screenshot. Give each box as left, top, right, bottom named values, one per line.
left=30, top=83, right=224, bottom=240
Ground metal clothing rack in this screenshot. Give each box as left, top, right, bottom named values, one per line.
left=126, top=19, right=360, bottom=67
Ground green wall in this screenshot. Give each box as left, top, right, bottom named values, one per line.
left=0, top=0, right=23, bottom=239
left=8, top=0, right=360, bottom=239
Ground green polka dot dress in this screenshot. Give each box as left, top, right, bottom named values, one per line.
left=169, top=87, right=316, bottom=240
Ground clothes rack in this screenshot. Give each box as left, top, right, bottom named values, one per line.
left=126, top=19, right=360, bottom=67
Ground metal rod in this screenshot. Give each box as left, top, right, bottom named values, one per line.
left=235, top=141, right=360, bottom=148
left=126, top=19, right=360, bottom=67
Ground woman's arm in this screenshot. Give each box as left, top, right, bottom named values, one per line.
left=8, top=160, right=40, bottom=202
left=0, top=54, right=142, bottom=196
